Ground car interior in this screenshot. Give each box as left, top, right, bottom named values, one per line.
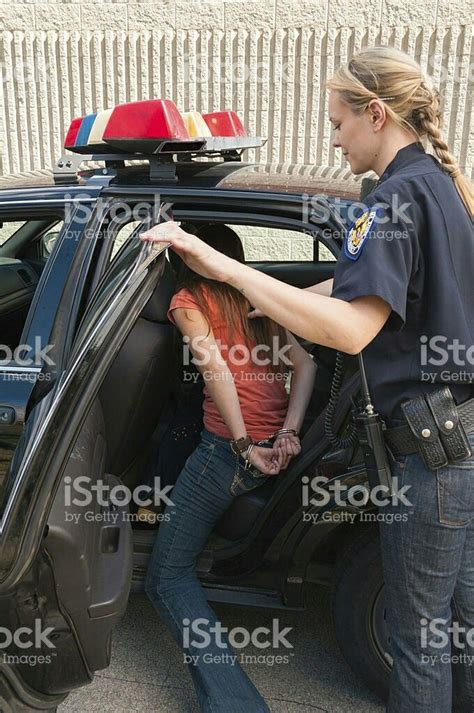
left=95, top=218, right=359, bottom=560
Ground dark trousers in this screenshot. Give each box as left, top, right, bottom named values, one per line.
left=380, top=432, right=474, bottom=712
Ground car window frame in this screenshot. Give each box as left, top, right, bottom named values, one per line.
left=170, top=206, right=340, bottom=264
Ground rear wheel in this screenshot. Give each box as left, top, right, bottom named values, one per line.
left=331, top=527, right=391, bottom=700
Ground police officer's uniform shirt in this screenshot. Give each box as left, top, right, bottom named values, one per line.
left=332, top=142, right=474, bottom=424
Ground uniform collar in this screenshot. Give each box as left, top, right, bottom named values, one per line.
left=377, top=141, right=426, bottom=184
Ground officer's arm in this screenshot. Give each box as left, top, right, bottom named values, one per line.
left=226, top=263, right=391, bottom=354
left=249, top=279, right=334, bottom=319
left=303, top=278, right=333, bottom=296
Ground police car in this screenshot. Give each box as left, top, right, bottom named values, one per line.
left=0, top=99, right=387, bottom=711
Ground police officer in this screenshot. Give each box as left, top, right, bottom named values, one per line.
left=141, top=46, right=474, bottom=712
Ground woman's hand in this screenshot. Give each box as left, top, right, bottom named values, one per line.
left=246, top=444, right=282, bottom=475
left=140, top=221, right=233, bottom=282
left=273, top=433, right=301, bottom=470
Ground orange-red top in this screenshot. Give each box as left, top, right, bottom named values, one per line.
left=167, top=285, right=289, bottom=441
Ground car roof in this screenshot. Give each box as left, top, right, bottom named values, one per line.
left=0, top=161, right=366, bottom=201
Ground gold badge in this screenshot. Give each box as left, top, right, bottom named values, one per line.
left=344, top=209, right=377, bottom=260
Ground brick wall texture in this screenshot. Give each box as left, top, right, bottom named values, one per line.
left=0, top=1, right=472, bottom=177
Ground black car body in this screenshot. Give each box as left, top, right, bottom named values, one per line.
left=0, top=154, right=389, bottom=712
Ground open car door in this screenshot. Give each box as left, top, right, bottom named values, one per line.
left=0, top=233, right=169, bottom=712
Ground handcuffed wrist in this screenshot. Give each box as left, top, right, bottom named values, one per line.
left=240, top=443, right=255, bottom=470
left=271, top=428, right=299, bottom=439
left=230, top=434, right=254, bottom=456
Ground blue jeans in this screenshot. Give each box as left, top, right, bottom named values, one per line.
left=380, top=431, right=474, bottom=712
left=145, top=428, right=275, bottom=713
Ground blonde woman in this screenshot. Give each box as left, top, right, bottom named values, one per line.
left=142, top=47, right=474, bottom=712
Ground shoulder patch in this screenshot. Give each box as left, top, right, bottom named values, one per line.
left=344, top=209, right=377, bottom=261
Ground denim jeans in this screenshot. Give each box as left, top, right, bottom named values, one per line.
left=145, top=428, right=275, bottom=713
left=380, top=430, right=474, bottom=712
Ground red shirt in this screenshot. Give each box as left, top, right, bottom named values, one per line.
left=167, top=285, right=289, bottom=441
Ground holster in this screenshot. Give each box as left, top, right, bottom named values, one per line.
left=426, top=387, right=472, bottom=463
left=401, top=387, right=472, bottom=471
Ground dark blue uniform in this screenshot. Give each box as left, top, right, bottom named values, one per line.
left=332, top=142, right=474, bottom=425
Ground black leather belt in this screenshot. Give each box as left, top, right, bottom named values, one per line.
left=385, top=397, right=474, bottom=456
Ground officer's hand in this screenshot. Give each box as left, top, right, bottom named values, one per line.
left=140, top=221, right=234, bottom=282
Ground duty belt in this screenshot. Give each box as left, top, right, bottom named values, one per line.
left=384, top=393, right=474, bottom=470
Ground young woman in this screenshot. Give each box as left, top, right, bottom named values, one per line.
left=142, top=47, right=474, bottom=713
left=144, top=223, right=316, bottom=713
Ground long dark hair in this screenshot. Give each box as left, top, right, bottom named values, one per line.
left=175, top=223, right=290, bottom=374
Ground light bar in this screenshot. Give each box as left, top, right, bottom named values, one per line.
left=64, top=100, right=259, bottom=156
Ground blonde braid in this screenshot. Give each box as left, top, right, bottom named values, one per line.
left=414, top=87, right=472, bottom=214
left=412, top=86, right=457, bottom=177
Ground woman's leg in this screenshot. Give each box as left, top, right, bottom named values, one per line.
left=145, top=431, right=273, bottom=713
left=379, top=432, right=474, bottom=713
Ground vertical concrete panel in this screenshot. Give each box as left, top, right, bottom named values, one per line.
left=12, top=32, right=28, bottom=171
left=127, top=32, right=137, bottom=104
left=2, top=33, right=15, bottom=175
left=271, top=29, right=284, bottom=162
left=258, top=29, right=272, bottom=164
left=24, top=32, right=42, bottom=171
left=36, top=32, right=53, bottom=169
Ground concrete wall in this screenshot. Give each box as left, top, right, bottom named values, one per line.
left=0, top=1, right=472, bottom=177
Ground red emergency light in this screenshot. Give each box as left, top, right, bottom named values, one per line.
left=202, top=111, right=247, bottom=137
left=102, top=99, right=204, bottom=152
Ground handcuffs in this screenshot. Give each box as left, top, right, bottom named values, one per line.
left=230, top=428, right=299, bottom=470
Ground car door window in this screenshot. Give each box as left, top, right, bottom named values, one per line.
left=41, top=222, right=64, bottom=256
left=317, top=242, right=337, bottom=261
left=0, top=216, right=64, bottom=353
left=109, top=220, right=142, bottom=262
left=0, top=221, right=26, bottom=246
left=228, top=225, right=315, bottom=262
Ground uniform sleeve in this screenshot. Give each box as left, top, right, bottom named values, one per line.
left=167, top=288, right=203, bottom=325
left=331, top=201, right=418, bottom=330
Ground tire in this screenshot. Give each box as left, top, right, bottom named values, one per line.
left=330, top=526, right=391, bottom=700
